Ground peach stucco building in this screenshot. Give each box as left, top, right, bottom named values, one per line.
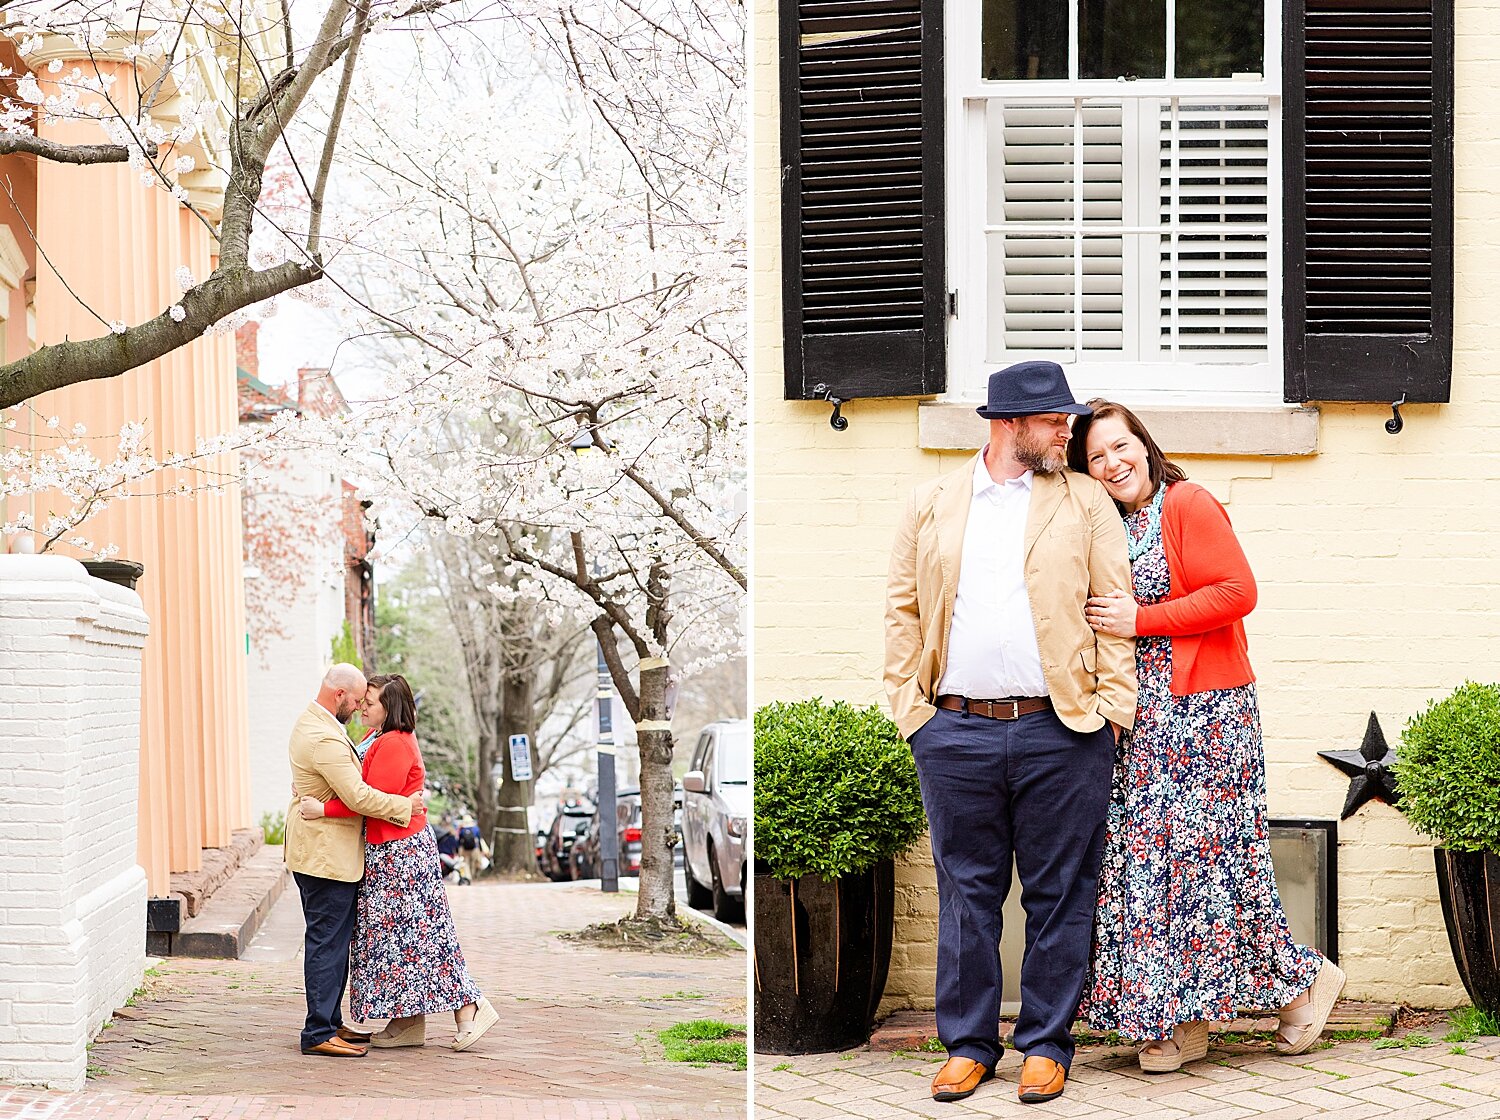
left=0, top=34, right=252, bottom=896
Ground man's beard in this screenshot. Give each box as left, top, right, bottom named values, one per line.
left=336, top=702, right=355, bottom=724
left=1013, top=428, right=1064, bottom=474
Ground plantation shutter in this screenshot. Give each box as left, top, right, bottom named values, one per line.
left=1283, top=0, right=1454, bottom=403
left=780, top=0, right=945, bottom=402
left=995, top=104, right=1125, bottom=354
left=1159, top=103, right=1272, bottom=357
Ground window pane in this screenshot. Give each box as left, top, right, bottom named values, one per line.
left=987, top=233, right=1124, bottom=357
left=1080, top=0, right=1165, bottom=80
left=982, top=0, right=1067, bottom=81
left=986, top=102, right=1123, bottom=226
left=1158, top=102, right=1270, bottom=354
left=1176, top=0, right=1263, bottom=79
left=985, top=101, right=1125, bottom=361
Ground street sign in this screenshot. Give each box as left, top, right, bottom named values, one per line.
left=508, top=734, right=533, bottom=782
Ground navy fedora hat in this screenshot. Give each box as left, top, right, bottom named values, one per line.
left=975, top=360, right=1092, bottom=420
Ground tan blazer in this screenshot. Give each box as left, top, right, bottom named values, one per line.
left=884, top=457, right=1138, bottom=741
left=284, top=702, right=413, bottom=882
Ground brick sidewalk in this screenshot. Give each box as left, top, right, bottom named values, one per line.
left=753, top=1033, right=1500, bottom=1119
left=0, top=881, right=747, bottom=1119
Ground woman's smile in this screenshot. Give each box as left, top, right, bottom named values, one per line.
left=1083, top=415, right=1153, bottom=512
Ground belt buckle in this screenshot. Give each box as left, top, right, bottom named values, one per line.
left=998, top=699, right=1020, bottom=720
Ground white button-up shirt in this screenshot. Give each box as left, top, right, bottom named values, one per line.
left=935, top=455, right=1047, bottom=700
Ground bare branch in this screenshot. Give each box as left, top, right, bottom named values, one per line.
left=307, top=0, right=370, bottom=257
left=0, top=134, right=143, bottom=164
left=0, top=260, right=318, bottom=410
left=590, top=614, right=641, bottom=723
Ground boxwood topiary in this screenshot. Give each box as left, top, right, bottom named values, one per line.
left=754, top=698, right=927, bottom=881
left=1394, top=681, right=1500, bottom=852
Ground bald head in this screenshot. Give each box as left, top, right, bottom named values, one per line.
left=323, top=663, right=366, bottom=693
left=317, top=663, right=367, bottom=724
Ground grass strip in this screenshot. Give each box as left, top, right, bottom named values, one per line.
left=658, top=1019, right=748, bottom=1071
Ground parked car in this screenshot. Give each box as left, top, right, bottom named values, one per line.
left=539, top=801, right=594, bottom=882
left=570, top=790, right=645, bottom=879
left=681, top=719, right=748, bottom=922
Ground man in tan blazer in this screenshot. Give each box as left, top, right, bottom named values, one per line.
left=286, top=662, right=423, bottom=1057
left=885, top=361, right=1137, bottom=1106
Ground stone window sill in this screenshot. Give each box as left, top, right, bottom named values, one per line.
left=917, top=402, right=1320, bottom=456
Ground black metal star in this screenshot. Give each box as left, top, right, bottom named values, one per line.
left=1318, top=711, right=1402, bottom=820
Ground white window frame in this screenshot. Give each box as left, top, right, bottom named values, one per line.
left=945, top=1, right=1286, bottom=406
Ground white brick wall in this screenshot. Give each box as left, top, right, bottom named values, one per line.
left=0, top=556, right=149, bottom=1090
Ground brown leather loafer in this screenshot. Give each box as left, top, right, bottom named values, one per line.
left=930, top=1056, right=994, bottom=1102
left=302, top=1036, right=367, bottom=1057
left=1017, top=1056, right=1066, bottom=1103
left=336, top=1025, right=373, bottom=1043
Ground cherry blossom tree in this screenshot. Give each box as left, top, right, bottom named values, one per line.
left=0, top=0, right=746, bottom=929
left=0, top=0, right=478, bottom=409
left=300, top=2, right=746, bottom=927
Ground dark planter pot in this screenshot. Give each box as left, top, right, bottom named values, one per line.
left=81, top=559, right=144, bottom=591
left=1434, top=848, right=1500, bottom=1015
left=753, top=859, right=895, bottom=1054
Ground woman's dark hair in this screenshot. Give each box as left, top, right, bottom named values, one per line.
left=376, top=674, right=417, bottom=734
left=1067, top=398, right=1188, bottom=506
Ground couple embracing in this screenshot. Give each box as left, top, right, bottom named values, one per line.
left=884, top=361, right=1345, bottom=1105
left=284, top=664, right=498, bottom=1057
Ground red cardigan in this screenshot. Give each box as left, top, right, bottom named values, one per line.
left=1134, top=481, right=1257, bottom=696
left=324, top=730, right=427, bottom=844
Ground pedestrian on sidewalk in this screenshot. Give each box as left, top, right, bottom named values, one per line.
left=286, top=663, right=426, bottom=1058
left=884, top=362, right=1137, bottom=1106
left=456, top=815, right=489, bottom=884
left=1071, top=401, right=1345, bottom=1073
left=434, top=815, right=462, bottom=882
left=300, top=674, right=500, bottom=1053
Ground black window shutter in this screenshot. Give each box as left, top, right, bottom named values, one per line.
left=781, top=0, right=945, bottom=402
left=1284, top=0, right=1454, bottom=403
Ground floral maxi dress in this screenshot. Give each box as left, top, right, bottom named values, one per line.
left=1078, top=485, right=1321, bottom=1040
left=348, top=827, right=484, bottom=1021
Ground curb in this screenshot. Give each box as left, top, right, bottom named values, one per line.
left=174, top=846, right=290, bottom=959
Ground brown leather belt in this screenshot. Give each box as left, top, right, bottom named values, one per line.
left=935, top=694, right=1051, bottom=721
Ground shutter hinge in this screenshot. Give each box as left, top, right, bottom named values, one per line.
left=811, top=383, right=849, bottom=432
left=947, top=290, right=958, bottom=317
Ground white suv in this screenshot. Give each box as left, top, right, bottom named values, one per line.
left=681, top=719, right=748, bottom=923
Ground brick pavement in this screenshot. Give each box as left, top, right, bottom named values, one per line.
left=0, top=881, right=748, bottom=1119
left=753, top=1034, right=1500, bottom=1119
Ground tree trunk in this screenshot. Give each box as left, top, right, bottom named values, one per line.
left=492, top=671, right=536, bottom=874
left=633, top=660, right=677, bottom=922
left=474, top=714, right=499, bottom=866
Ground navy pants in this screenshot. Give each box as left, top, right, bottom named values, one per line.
left=294, top=871, right=361, bottom=1050
left=909, top=705, right=1114, bottom=1071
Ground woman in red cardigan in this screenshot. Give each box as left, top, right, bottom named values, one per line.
left=298, top=674, right=498, bottom=1052
left=1067, top=401, right=1343, bottom=1073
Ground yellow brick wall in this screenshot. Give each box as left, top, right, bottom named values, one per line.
left=752, top=2, right=1494, bottom=1009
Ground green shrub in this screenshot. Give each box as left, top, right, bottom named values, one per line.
left=754, top=698, right=926, bottom=881
left=259, top=810, right=286, bottom=846
left=1394, top=682, right=1500, bottom=852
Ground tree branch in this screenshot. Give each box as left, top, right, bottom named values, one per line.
left=307, top=0, right=370, bottom=258
left=0, top=134, right=147, bottom=165
left=590, top=614, right=641, bottom=723
left=614, top=458, right=744, bottom=589
left=0, top=260, right=318, bottom=410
